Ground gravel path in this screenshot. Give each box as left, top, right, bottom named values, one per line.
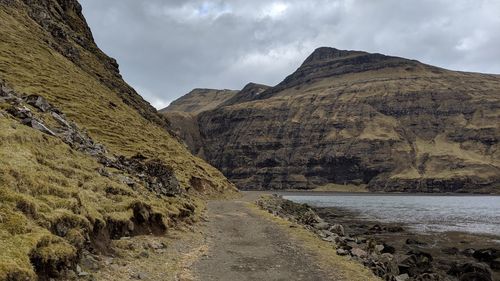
left=191, top=195, right=338, bottom=281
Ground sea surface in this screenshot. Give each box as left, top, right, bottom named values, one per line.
left=281, top=193, right=500, bottom=237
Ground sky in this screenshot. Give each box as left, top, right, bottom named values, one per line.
left=80, top=0, right=500, bottom=109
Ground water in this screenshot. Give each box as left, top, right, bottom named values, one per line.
left=282, top=193, right=500, bottom=236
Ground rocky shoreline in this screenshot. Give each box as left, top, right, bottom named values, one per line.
left=257, top=195, right=499, bottom=281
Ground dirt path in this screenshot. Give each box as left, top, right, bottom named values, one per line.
left=189, top=193, right=339, bottom=281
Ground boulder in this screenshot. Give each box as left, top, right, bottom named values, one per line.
left=473, top=248, right=499, bottom=263
left=313, top=221, right=330, bottom=230
left=329, top=224, right=345, bottom=236
left=395, top=273, right=409, bottom=281
left=7, top=106, right=32, bottom=119
left=462, top=248, right=475, bottom=257
left=336, top=249, right=348, bottom=256
left=447, top=262, right=492, bottom=281
left=398, top=250, right=433, bottom=276
left=375, top=244, right=385, bottom=253
left=351, top=247, right=368, bottom=258
left=381, top=243, right=396, bottom=254
left=25, top=95, right=52, bottom=112
left=28, top=119, right=56, bottom=136
left=318, top=230, right=334, bottom=238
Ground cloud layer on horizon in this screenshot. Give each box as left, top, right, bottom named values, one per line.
left=80, top=0, right=500, bottom=109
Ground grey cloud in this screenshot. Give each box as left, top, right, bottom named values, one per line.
left=80, top=0, right=500, bottom=109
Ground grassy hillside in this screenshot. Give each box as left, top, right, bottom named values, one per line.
left=0, top=1, right=235, bottom=279
left=166, top=47, right=500, bottom=192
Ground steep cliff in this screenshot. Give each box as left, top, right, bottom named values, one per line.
left=166, top=47, right=500, bottom=193
left=0, top=1, right=235, bottom=280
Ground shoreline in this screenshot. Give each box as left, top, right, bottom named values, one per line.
left=277, top=190, right=500, bottom=197
left=256, top=194, right=500, bottom=281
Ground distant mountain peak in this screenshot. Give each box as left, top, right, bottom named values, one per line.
left=301, top=47, right=367, bottom=66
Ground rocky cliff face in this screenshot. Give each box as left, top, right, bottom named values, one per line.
left=166, top=47, right=500, bottom=193
left=0, top=1, right=235, bottom=280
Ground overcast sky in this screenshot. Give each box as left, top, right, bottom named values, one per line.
left=80, top=0, right=500, bottom=109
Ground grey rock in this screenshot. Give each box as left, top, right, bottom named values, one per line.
left=336, top=249, right=348, bottom=256
left=25, top=95, right=51, bottom=112
left=313, top=221, right=330, bottom=230
left=7, top=106, right=32, bottom=119
left=29, top=119, right=56, bottom=136
left=51, top=112, right=71, bottom=128
left=395, top=273, right=409, bottom=281
left=351, top=248, right=368, bottom=258
left=329, top=224, right=345, bottom=236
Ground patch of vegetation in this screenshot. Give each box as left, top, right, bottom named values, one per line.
left=0, top=3, right=236, bottom=280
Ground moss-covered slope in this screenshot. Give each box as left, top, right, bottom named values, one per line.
left=0, top=0, right=235, bottom=279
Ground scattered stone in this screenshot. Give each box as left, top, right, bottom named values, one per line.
left=351, top=248, right=368, bottom=258
left=51, top=112, right=71, bottom=128
left=442, top=247, right=459, bottom=255
left=473, top=248, right=499, bottom=263
left=313, top=221, right=330, bottom=230
left=398, top=250, right=433, bottom=276
left=28, top=119, right=56, bottom=136
left=138, top=251, right=149, bottom=258
left=25, top=95, right=51, bottom=112
left=447, top=262, right=492, bottom=281
left=336, top=249, right=348, bottom=256
left=381, top=243, right=396, bottom=254
left=7, top=106, right=32, bottom=119
left=318, top=230, right=333, bottom=238
left=80, top=253, right=99, bottom=271
left=405, top=238, right=427, bottom=245
left=462, top=248, right=475, bottom=257
left=395, top=273, right=409, bottom=281
left=375, top=244, right=385, bottom=253
left=329, top=224, right=345, bottom=236
left=147, top=241, right=166, bottom=250
left=76, top=265, right=89, bottom=277
left=369, top=224, right=383, bottom=232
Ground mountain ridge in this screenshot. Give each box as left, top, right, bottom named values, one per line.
left=164, top=47, right=500, bottom=193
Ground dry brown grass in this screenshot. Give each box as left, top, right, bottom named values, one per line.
left=0, top=4, right=236, bottom=279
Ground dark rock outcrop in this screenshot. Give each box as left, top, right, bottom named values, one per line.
left=165, top=47, right=500, bottom=193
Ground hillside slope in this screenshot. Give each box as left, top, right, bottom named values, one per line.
left=0, top=1, right=235, bottom=280
left=165, top=47, right=500, bottom=193
left=161, top=88, right=238, bottom=114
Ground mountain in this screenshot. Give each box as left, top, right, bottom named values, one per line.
left=0, top=1, right=235, bottom=280
left=160, top=88, right=238, bottom=114
left=162, top=84, right=270, bottom=158
left=164, top=47, right=500, bottom=193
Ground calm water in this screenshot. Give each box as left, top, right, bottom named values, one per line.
left=282, top=193, right=500, bottom=236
